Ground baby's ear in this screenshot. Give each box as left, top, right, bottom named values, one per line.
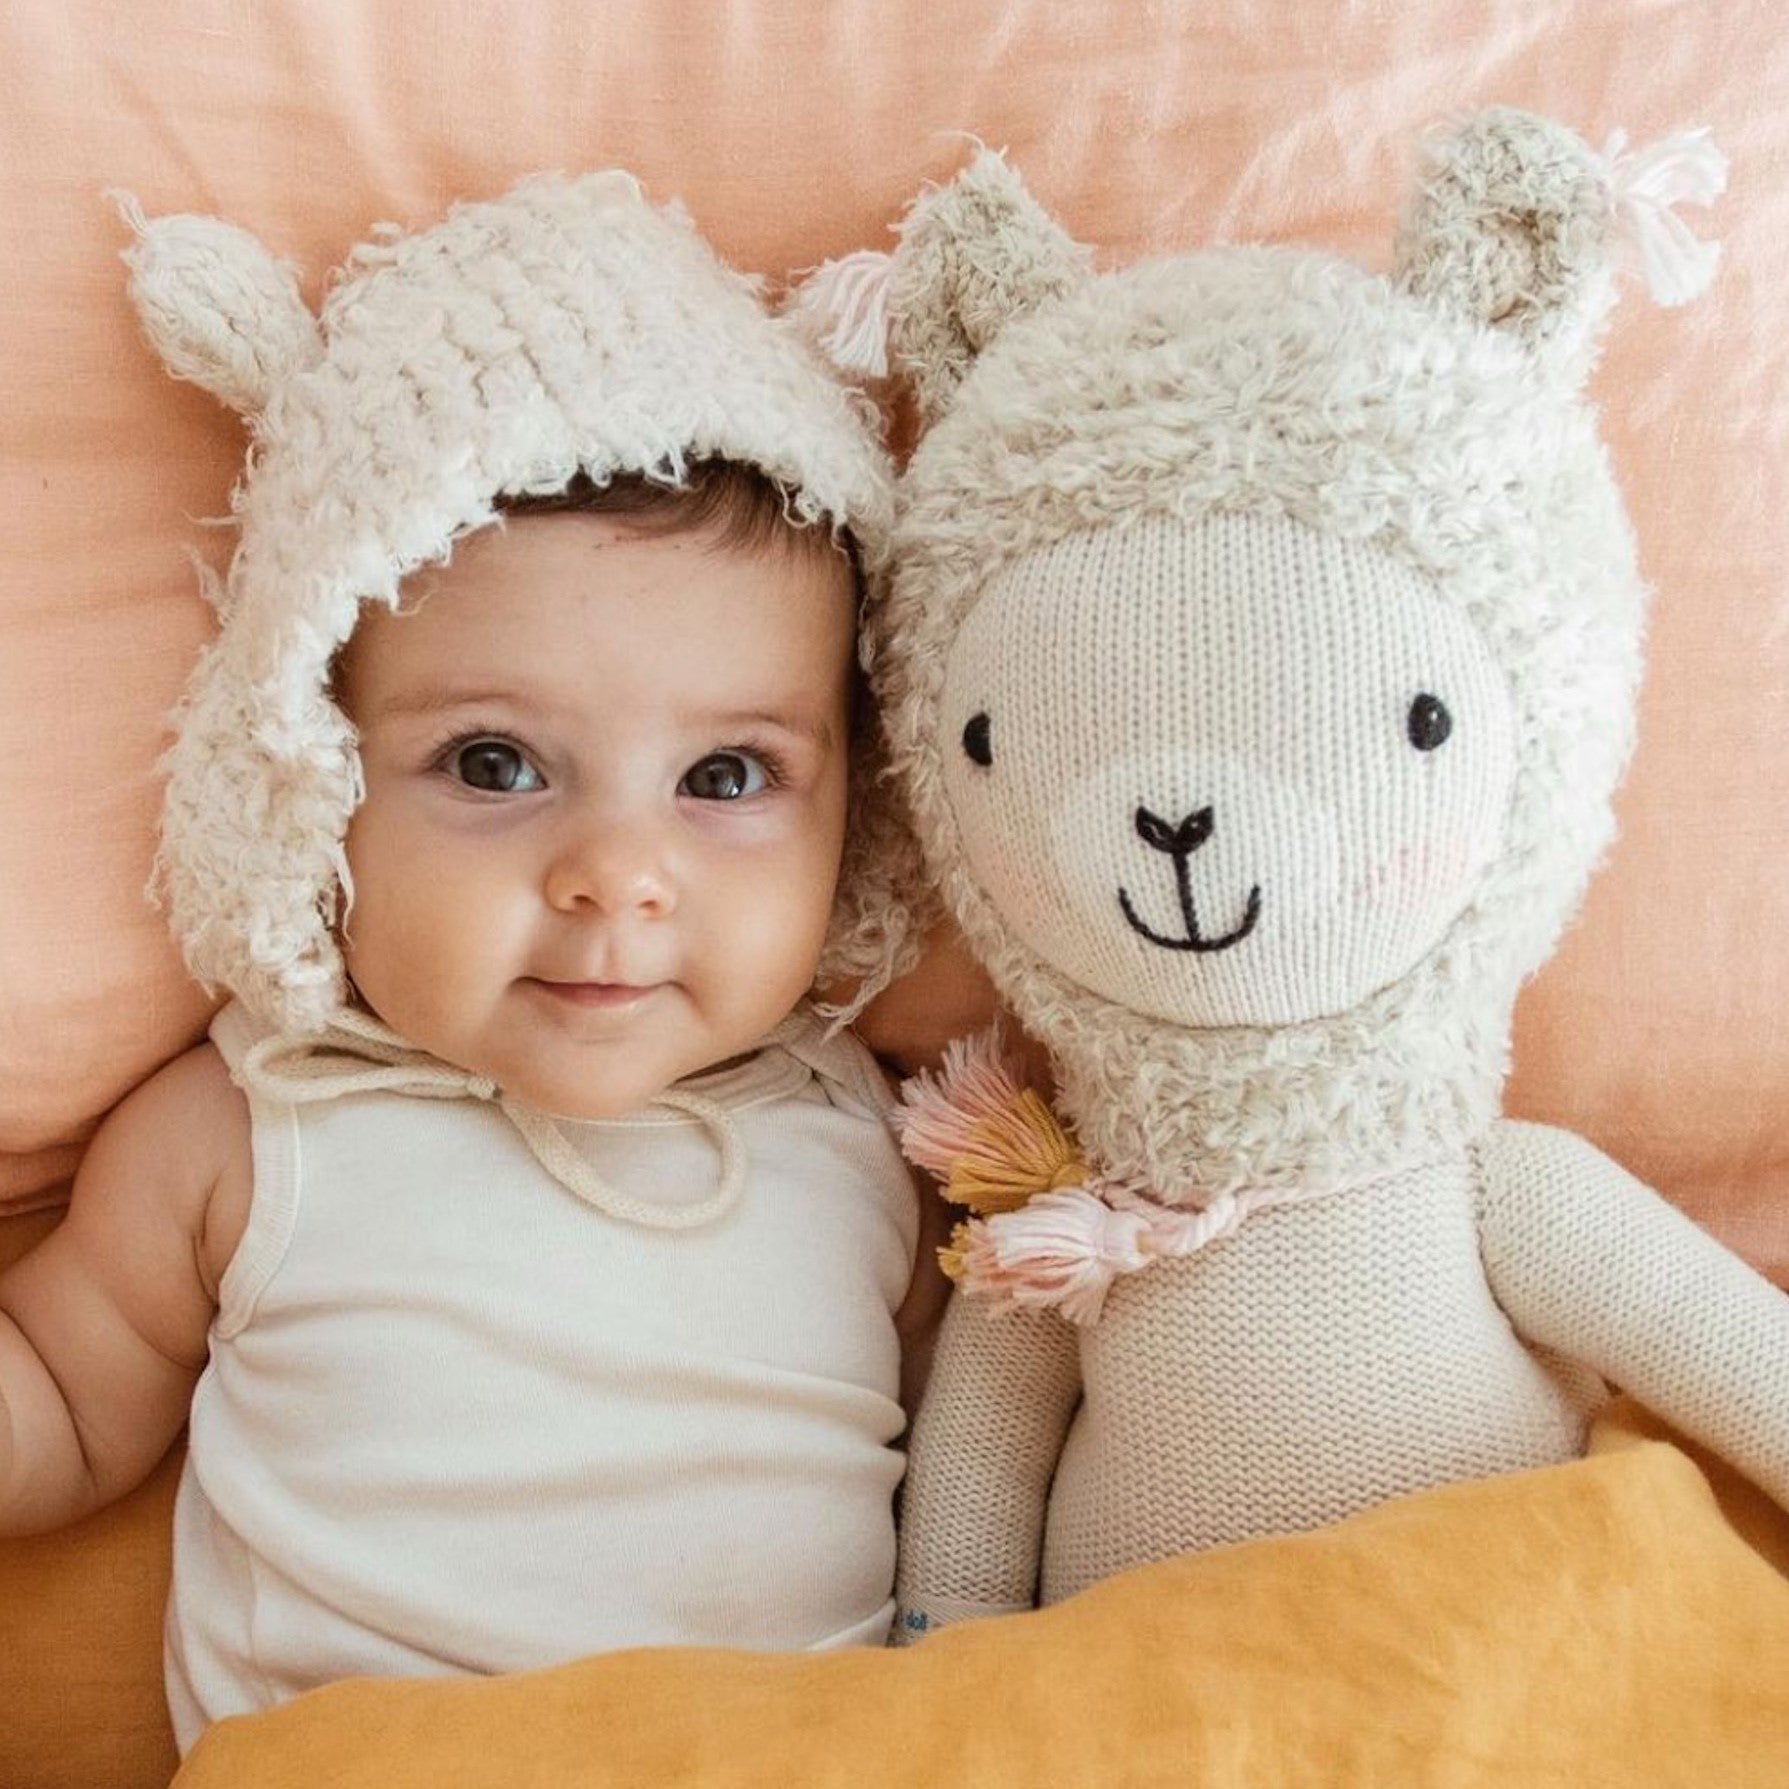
left=888, top=150, right=1092, bottom=425
left=113, top=194, right=322, bottom=417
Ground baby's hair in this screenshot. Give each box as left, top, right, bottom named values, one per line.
left=496, top=459, right=851, bottom=567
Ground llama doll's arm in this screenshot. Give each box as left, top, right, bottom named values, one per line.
left=1476, top=1119, right=1789, bottom=1507
left=891, top=1290, right=1082, bottom=1643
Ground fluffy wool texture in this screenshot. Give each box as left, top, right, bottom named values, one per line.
left=871, top=111, right=1789, bottom=1637
left=870, top=112, right=1641, bottom=1199
left=125, top=171, right=895, bottom=1036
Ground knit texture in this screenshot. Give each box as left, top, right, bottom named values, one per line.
left=873, top=111, right=1787, bottom=1635
left=123, top=171, right=894, bottom=1035
left=897, top=1125, right=1789, bottom=1632
left=896, top=1143, right=1605, bottom=1626
left=1477, top=1122, right=1789, bottom=1504
left=944, top=510, right=1518, bottom=1031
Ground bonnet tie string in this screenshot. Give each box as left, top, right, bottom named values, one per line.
left=238, top=1006, right=746, bottom=1230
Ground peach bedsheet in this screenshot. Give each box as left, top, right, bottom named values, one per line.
left=0, top=2, right=1784, bottom=1275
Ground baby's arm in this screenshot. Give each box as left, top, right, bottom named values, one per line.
left=893, top=1290, right=1081, bottom=1642
left=0, top=1043, right=249, bottom=1535
left=1476, top=1119, right=1789, bottom=1508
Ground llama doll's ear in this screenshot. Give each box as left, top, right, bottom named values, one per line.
left=788, top=151, right=1091, bottom=423
left=890, top=150, right=1091, bottom=424
left=113, top=195, right=322, bottom=417
left=1392, top=109, right=1725, bottom=382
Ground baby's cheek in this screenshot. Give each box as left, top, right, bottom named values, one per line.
left=345, top=818, right=499, bottom=973
left=710, top=837, right=838, bottom=991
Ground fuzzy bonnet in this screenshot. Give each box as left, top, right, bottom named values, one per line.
left=122, top=172, right=894, bottom=1037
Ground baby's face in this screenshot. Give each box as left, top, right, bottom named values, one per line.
left=334, top=510, right=855, bottom=1119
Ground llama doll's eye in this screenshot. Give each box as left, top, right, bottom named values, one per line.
left=963, top=712, right=994, bottom=766
left=1406, top=694, right=1453, bottom=752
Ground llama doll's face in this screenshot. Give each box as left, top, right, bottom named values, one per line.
left=939, top=509, right=1518, bottom=1028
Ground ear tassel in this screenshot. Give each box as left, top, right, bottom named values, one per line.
left=786, top=248, right=893, bottom=379
left=1599, top=127, right=1728, bottom=307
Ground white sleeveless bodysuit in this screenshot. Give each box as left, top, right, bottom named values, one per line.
left=166, top=1001, right=917, bottom=1752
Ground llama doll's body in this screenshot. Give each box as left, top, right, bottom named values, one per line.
left=857, top=113, right=1789, bottom=1635
left=903, top=1127, right=1786, bottom=1615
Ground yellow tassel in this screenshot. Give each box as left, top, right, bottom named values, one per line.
left=946, top=1088, right=1085, bottom=1215
left=938, top=1221, right=973, bottom=1284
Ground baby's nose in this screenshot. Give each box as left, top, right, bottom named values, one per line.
left=542, top=817, right=677, bottom=918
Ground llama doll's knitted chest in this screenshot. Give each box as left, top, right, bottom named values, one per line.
left=1041, top=1151, right=1597, bottom=1597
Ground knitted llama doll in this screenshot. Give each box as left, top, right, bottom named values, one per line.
left=836, top=110, right=1789, bottom=1638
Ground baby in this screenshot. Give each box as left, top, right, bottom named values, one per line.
left=0, top=173, right=933, bottom=1751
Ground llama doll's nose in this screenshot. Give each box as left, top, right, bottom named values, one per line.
left=1134, top=805, right=1215, bottom=856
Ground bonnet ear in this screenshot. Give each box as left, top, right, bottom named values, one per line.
left=113, top=194, right=322, bottom=417
left=1392, top=109, right=1726, bottom=380
left=890, top=150, right=1092, bottom=425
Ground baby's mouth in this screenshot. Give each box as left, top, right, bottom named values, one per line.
left=522, top=978, right=665, bottom=1010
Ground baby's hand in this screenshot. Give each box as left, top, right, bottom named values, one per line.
left=0, top=1043, right=247, bottom=1536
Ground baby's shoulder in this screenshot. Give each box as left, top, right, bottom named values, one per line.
left=120, top=1037, right=249, bottom=1148
left=101, top=1039, right=254, bottom=1296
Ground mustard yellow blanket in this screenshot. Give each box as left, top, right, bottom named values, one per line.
left=175, top=1405, right=1789, bottom=1788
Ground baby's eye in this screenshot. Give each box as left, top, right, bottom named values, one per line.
left=680, top=751, right=770, bottom=802
left=452, top=739, right=545, bottom=793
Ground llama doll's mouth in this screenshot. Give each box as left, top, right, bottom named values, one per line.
left=1116, top=876, right=1262, bottom=953
left=1114, top=801, right=1262, bottom=954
